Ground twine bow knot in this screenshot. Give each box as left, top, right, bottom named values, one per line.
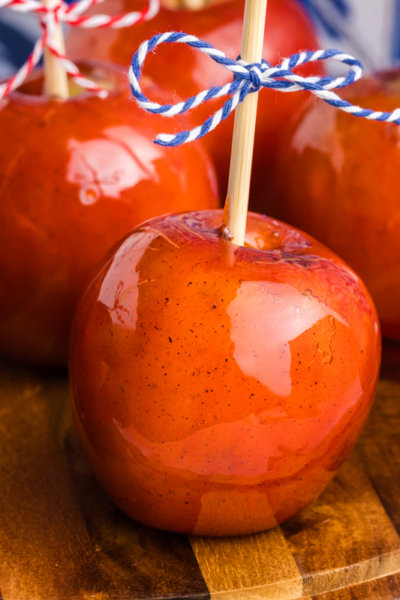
left=0, top=0, right=160, bottom=99
left=129, top=31, right=400, bottom=147
left=242, top=62, right=267, bottom=93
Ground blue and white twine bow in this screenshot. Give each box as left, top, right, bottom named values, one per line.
left=128, top=31, right=400, bottom=147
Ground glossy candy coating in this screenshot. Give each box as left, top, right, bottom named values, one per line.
left=66, top=0, right=321, bottom=213
left=70, top=210, right=381, bottom=536
left=273, top=71, right=400, bottom=340
left=0, top=63, right=218, bottom=367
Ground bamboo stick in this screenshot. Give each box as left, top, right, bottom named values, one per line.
left=43, top=0, right=69, bottom=99
left=224, top=0, right=268, bottom=246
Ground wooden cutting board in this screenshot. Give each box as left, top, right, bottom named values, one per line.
left=1, top=347, right=400, bottom=600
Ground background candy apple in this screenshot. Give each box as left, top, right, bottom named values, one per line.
left=272, top=70, right=400, bottom=340
left=66, top=0, right=321, bottom=213
left=0, top=62, right=218, bottom=368
left=70, top=209, right=381, bottom=536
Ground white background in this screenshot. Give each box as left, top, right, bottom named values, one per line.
left=316, top=0, right=395, bottom=71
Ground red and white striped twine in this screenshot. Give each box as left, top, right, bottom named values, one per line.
left=0, top=0, right=160, bottom=99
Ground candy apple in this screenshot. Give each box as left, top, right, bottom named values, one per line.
left=0, top=62, right=218, bottom=368
left=66, top=0, right=321, bottom=212
left=272, top=70, right=400, bottom=340
left=69, top=209, right=380, bottom=536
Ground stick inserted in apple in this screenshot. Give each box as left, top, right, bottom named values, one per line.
left=69, top=0, right=381, bottom=535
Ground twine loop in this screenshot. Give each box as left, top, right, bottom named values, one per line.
left=128, top=31, right=400, bottom=147
left=0, top=0, right=160, bottom=100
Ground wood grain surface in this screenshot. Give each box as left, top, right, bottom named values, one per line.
left=0, top=349, right=400, bottom=600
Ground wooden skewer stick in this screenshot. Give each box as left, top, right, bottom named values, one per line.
left=224, top=0, right=268, bottom=246
left=43, top=0, right=69, bottom=99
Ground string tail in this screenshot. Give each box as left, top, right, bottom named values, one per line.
left=0, top=35, right=45, bottom=100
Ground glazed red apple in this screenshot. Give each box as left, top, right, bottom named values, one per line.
left=0, top=62, right=218, bottom=367
left=272, top=70, right=400, bottom=340
left=69, top=209, right=381, bottom=536
left=66, top=0, right=321, bottom=212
